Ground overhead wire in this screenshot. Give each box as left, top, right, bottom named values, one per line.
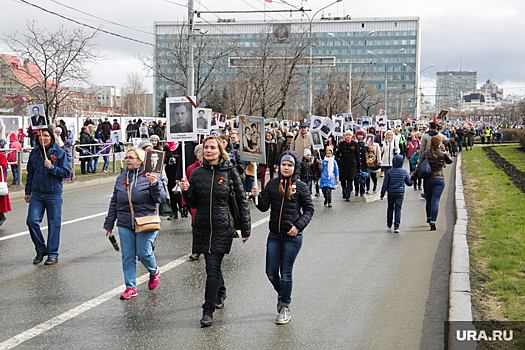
left=49, top=0, right=155, bottom=35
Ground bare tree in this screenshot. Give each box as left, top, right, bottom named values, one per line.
left=2, top=20, right=98, bottom=122
left=231, top=25, right=311, bottom=120
left=122, top=71, right=147, bottom=117
left=314, top=68, right=347, bottom=116
left=140, top=24, right=237, bottom=106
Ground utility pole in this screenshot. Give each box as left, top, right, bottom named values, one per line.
left=188, top=0, right=195, bottom=96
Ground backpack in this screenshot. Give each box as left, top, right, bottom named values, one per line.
left=365, top=149, right=376, bottom=166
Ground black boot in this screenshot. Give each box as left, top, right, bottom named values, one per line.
left=200, top=314, right=213, bottom=327
left=327, top=200, right=332, bottom=208
left=324, top=198, right=327, bottom=206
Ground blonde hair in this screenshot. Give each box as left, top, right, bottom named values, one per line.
left=278, top=180, right=294, bottom=200
left=203, top=135, right=230, bottom=162
left=126, top=147, right=145, bottom=163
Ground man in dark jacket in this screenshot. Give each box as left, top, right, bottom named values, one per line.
left=100, top=118, right=112, bottom=142
left=25, top=126, right=70, bottom=265
left=380, top=154, right=413, bottom=233
left=126, top=120, right=134, bottom=141
left=79, top=127, right=92, bottom=174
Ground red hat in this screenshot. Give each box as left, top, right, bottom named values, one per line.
left=356, top=129, right=366, bottom=137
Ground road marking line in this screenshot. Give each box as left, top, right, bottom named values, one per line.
left=0, top=216, right=269, bottom=349
left=0, top=212, right=107, bottom=242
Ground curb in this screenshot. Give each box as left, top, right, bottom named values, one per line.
left=448, top=154, right=476, bottom=349
left=8, top=175, right=118, bottom=200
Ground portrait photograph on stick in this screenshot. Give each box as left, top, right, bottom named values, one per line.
left=210, top=112, right=219, bottom=130
left=218, top=113, right=227, bottom=127
left=239, top=116, right=265, bottom=163
left=143, top=150, right=165, bottom=178
left=28, top=104, right=47, bottom=129
left=311, top=129, right=323, bottom=150
left=344, top=113, right=353, bottom=123
left=196, top=108, right=211, bottom=134
left=111, top=130, right=122, bottom=145
left=166, top=96, right=198, bottom=141
left=333, top=117, right=344, bottom=137
left=376, top=115, right=388, bottom=131
left=362, top=116, right=371, bottom=128
left=139, top=126, right=149, bottom=138
left=310, top=115, right=323, bottom=130
left=319, top=118, right=335, bottom=139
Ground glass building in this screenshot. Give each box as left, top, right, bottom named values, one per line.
left=436, top=71, right=477, bottom=110
left=154, top=16, right=421, bottom=119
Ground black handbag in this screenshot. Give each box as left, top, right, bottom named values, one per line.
left=228, top=169, right=242, bottom=236
left=417, top=151, right=432, bottom=179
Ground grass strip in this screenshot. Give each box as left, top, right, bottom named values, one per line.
left=462, top=146, right=525, bottom=320
left=492, top=145, right=525, bottom=173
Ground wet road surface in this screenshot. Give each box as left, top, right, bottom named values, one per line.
left=0, top=160, right=455, bottom=349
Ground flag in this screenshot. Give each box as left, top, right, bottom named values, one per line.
left=265, top=0, right=272, bottom=2
left=433, top=116, right=437, bottom=123
left=407, top=117, right=413, bottom=122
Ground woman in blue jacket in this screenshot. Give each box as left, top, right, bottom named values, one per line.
left=25, top=126, right=70, bottom=265
left=104, top=147, right=166, bottom=300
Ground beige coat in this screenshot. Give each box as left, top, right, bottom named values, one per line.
left=290, top=132, right=314, bottom=158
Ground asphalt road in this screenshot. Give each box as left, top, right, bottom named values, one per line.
left=0, top=160, right=455, bottom=350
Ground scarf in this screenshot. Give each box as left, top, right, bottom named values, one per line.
left=166, top=141, right=179, bottom=151
left=323, top=157, right=335, bottom=179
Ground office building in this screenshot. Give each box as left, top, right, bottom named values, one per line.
left=436, top=71, right=477, bottom=110
left=154, top=16, right=421, bottom=119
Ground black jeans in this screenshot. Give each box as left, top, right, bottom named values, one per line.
left=367, top=172, right=378, bottom=191
left=203, top=253, right=226, bottom=315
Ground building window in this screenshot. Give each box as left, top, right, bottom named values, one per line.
left=362, top=23, right=365, bottom=28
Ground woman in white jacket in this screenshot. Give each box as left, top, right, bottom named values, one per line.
left=381, top=130, right=399, bottom=175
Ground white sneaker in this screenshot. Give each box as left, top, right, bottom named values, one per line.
left=394, top=228, right=400, bottom=233
left=276, top=306, right=291, bottom=324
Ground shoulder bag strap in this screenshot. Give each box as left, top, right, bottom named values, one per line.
left=125, top=174, right=135, bottom=219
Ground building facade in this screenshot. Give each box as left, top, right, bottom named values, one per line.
left=154, top=16, right=421, bottom=119
left=436, top=71, right=477, bottom=110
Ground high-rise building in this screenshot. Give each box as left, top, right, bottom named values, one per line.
left=436, top=71, right=477, bottom=110
left=154, top=16, right=421, bottom=119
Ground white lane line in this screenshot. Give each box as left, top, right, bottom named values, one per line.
left=0, top=216, right=269, bottom=349
left=0, top=212, right=107, bottom=242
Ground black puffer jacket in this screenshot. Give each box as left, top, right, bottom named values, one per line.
left=182, top=158, right=250, bottom=254
left=255, top=151, right=314, bottom=235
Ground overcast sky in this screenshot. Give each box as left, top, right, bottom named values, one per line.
left=2, top=0, right=525, bottom=99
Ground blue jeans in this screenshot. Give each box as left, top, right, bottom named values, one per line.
left=245, top=175, right=254, bottom=193
left=118, top=227, right=159, bottom=289
left=31, top=138, right=36, bottom=148
left=306, top=180, right=312, bottom=194
left=27, top=192, right=63, bottom=258
left=458, top=140, right=463, bottom=152
left=11, top=164, right=18, bottom=184
left=266, top=232, right=303, bottom=308
left=387, top=196, right=404, bottom=229
left=322, top=187, right=332, bottom=201
left=92, top=156, right=99, bottom=173
left=102, top=156, right=110, bottom=171
left=203, top=253, right=226, bottom=315
left=423, top=178, right=445, bottom=224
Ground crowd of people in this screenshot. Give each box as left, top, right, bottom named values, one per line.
left=2, top=113, right=522, bottom=328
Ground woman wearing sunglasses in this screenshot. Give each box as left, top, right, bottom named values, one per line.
left=103, top=147, right=166, bottom=300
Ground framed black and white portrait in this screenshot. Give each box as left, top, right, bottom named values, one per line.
left=196, top=108, right=212, bottom=135
left=143, top=150, right=165, bottom=177
left=139, top=126, right=149, bottom=139
left=239, top=115, right=265, bottom=163
left=210, top=112, right=219, bottom=130
left=111, top=130, right=122, bottom=145
left=218, top=113, right=227, bottom=127
left=332, top=117, right=344, bottom=137
left=344, top=113, right=353, bottom=123
left=311, top=129, right=323, bottom=150
left=166, top=96, right=197, bottom=141
left=310, top=115, right=323, bottom=130
left=375, top=115, right=388, bottom=131
left=28, top=104, right=47, bottom=129
left=319, top=118, right=335, bottom=139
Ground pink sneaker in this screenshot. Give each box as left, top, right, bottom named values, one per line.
left=148, top=269, right=160, bottom=290
left=120, top=288, right=137, bottom=300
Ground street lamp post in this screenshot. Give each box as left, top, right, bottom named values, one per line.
left=303, top=0, right=342, bottom=119
left=328, top=31, right=375, bottom=114
left=367, top=48, right=405, bottom=118
left=403, top=63, right=434, bottom=120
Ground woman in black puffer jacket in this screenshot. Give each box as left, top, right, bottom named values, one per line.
left=252, top=150, right=314, bottom=325
left=180, top=135, right=250, bottom=327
